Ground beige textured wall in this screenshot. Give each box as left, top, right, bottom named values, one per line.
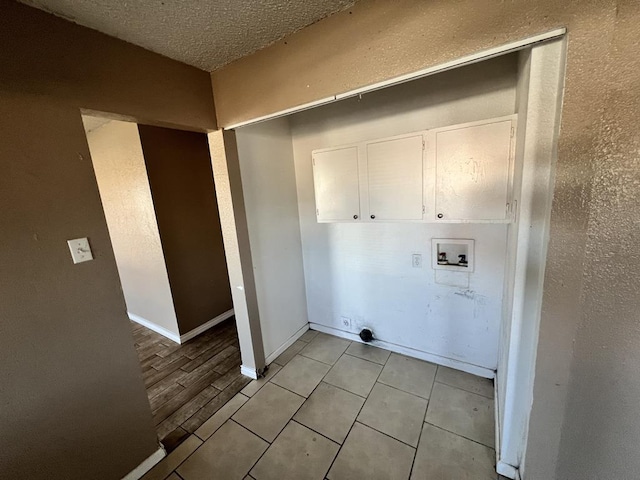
left=139, top=125, right=233, bottom=334
left=86, top=120, right=180, bottom=336
left=211, top=1, right=639, bottom=478
left=0, top=1, right=215, bottom=478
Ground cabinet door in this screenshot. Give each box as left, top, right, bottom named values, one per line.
left=435, top=120, right=513, bottom=221
left=366, top=135, right=424, bottom=221
left=312, top=146, right=360, bottom=222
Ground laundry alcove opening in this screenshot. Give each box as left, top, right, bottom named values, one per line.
left=219, top=33, right=565, bottom=480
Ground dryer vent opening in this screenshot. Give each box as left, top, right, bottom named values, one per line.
left=359, top=328, right=374, bottom=343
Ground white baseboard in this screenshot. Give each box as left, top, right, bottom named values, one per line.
left=128, top=313, right=181, bottom=344
left=180, top=309, right=235, bottom=343
left=121, top=445, right=166, bottom=480
left=497, top=460, right=520, bottom=479
left=265, top=323, right=310, bottom=365
left=309, top=323, right=495, bottom=379
left=240, top=364, right=259, bottom=379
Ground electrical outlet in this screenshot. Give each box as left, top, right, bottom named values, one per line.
left=412, top=254, right=422, bottom=268
left=341, top=317, right=351, bottom=329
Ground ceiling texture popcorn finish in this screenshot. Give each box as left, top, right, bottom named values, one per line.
left=19, top=0, right=356, bottom=71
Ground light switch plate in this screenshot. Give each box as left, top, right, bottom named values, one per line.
left=67, top=238, right=93, bottom=264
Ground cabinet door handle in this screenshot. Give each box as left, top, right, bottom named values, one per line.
left=370, top=214, right=376, bottom=219
left=353, top=214, right=359, bottom=220
left=437, top=213, right=444, bottom=219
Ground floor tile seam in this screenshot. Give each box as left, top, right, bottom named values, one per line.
left=423, top=365, right=439, bottom=422
left=422, top=420, right=496, bottom=450
left=347, top=342, right=393, bottom=366
left=294, top=365, right=368, bottom=479
left=297, top=350, right=341, bottom=366
left=155, top=382, right=224, bottom=423
left=264, top=378, right=309, bottom=401
left=145, top=365, right=188, bottom=390
left=408, top=422, right=430, bottom=479
left=164, top=435, right=206, bottom=479
left=171, top=385, right=231, bottom=434
left=323, top=399, right=367, bottom=478
left=433, top=379, right=495, bottom=400
left=290, top=418, right=342, bottom=447
left=183, top=337, right=237, bottom=361
left=368, top=379, right=431, bottom=406
left=354, top=379, right=427, bottom=450
left=229, top=417, right=274, bottom=446
left=298, top=332, right=314, bottom=343
left=149, top=382, right=223, bottom=418
left=318, top=377, right=370, bottom=399
left=149, top=383, right=188, bottom=412
left=376, top=377, right=430, bottom=401
left=231, top=383, right=307, bottom=447
left=352, top=419, right=420, bottom=450
left=317, top=348, right=383, bottom=398
left=298, top=337, right=351, bottom=366
left=229, top=418, right=275, bottom=477
left=191, top=393, right=250, bottom=442
left=285, top=420, right=341, bottom=479
left=175, top=373, right=223, bottom=390
left=341, top=351, right=388, bottom=367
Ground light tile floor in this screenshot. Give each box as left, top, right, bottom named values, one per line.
left=142, top=330, right=502, bottom=480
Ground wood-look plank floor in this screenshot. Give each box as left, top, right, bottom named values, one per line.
left=131, top=318, right=249, bottom=452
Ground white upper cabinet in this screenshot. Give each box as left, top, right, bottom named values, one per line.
left=311, top=115, right=515, bottom=224
left=312, top=146, right=360, bottom=222
left=366, top=134, right=424, bottom=221
left=433, top=118, right=514, bottom=222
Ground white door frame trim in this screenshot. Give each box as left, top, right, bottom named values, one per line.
left=497, top=37, right=567, bottom=478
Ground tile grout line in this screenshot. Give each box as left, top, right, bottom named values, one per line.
left=370, top=378, right=432, bottom=402
left=353, top=420, right=419, bottom=450
left=408, top=364, right=439, bottom=478
left=423, top=364, right=439, bottom=421
left=433, top=379, right=495, bottom=399
left=160, top=434, right=205, bottom=480
left=423, top=420, right=497, bottom=450
left=231, top=377, right=320, bottom=478
left=342, top=350, right=390, bottom=366
left=290, top=418, right=341, bottom=447
left=229, top=353, right=343, bottom=479
left=323, top=343, right=396, bottom=478
left=227, top=417, right=276, bottom=479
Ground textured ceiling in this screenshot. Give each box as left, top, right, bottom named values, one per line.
left=19, top=0, right=355, bottom=71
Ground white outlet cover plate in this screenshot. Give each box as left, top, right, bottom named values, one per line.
left=67, top=238, right=93, bottom=264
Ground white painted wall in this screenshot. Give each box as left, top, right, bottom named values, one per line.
left=235, top=118, right=309, bottom=361
left=85, top=119, right=180, bottom=338
left=289, top=55, right=518, bottom=371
